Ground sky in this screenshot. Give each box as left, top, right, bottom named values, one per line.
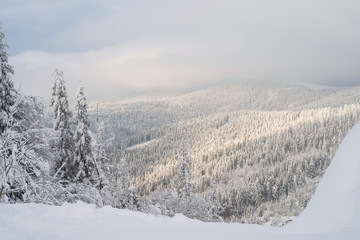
left=1, top=0, right=360, bottom=101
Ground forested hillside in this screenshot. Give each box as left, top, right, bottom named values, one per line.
left=2, top=20, right=360, bottom=226
left=90, top=83, right=360, bottom=225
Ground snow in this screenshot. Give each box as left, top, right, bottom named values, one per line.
left=126, top=139, right=160, bottom=150
left=1, top=201, right=359, bottom=240
left=2, top=122, right=360, bottom=239
left=287, top=121, right=360, bottom=232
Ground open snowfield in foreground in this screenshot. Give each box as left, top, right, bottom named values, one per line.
left=2, top=122, right=360, bottom=240
left=1, top=201, right=359, bottom=240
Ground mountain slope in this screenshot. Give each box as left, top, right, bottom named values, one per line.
left=89, top=83, right=360, bottom=224
left=2, top=120, right=360, bottom=239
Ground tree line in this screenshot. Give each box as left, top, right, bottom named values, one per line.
left=0, top=25, right=222, bottom=222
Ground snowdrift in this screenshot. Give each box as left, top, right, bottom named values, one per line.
left=288, top=121, right=360, bottom=232
left=2, top=122, right=360, bottom=239
left=2, top=201, right=358, bottom=240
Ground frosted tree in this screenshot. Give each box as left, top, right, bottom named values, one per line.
left=174, top=123, right=195, bottom=200
left=101, top=155, right=127, bottom=208
left=93, top=120, right=109, bottom=190
left=122, top=186, right=140, bottom=211
left=0, top=98, right=49, bottom=203
left=207, top=181, right=224, bottom=222
left=73, top=83, right=94, bottom=183
left=143, top=189, right=179, bottom=217
left=0, top=25, right=57, bottom=203
left=173, top=123, right=196, bottom=217
left=113, top=156, right=131, bottom=208
left=0, top=25, right=16, bottom=134
left=102, top=154, right=141, bottom=210
left=50, top=69, right=75, bottom=180
left=94, top=121, right=106, bottom=165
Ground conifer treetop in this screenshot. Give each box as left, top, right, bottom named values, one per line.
left=0, top=24, right=16, bottom=133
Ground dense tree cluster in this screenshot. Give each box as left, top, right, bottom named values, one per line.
left=142, top=124, right=223, bottom=221
left=0, top=25, right=51, bottom=203
left=50, top=69, right=75, bottom=180
left=0, top=26, right=220, bottom=222
left=0, top=27, right=136, bottom=211
left=93, top=83, right=360, bottom=225
left=2, top=23, right=360, bottom=226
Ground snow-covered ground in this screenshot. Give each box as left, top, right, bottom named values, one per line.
left=288, top=121, right=360, bottom=233
left=2, top=122, right=360, bottom=240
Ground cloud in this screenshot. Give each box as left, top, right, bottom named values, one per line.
left=10, top=38, right=245, bottom=101
left=5, top=0, right=360, bottom=100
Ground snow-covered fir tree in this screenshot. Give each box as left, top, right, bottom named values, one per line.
left=112, top=156, right=131, bottom=208
left=0, top=28, right=52, bottom=203
left=94, top=121, right=106, bottom=166
left=50, top=69, right=75, bottom=181
left=122, top=186, right=140, bottom=211
left=173, top=123, right=212, bottom=219
left=207, top=181, right=224, bottom=222
left=0, top=25, right=16, bottom=134
left=143, top=189, right=178, bottom=217
left=73, top=83, right=94, bottom=183
left=174, top=124, right=196, bottom=200
left=0, top=106, right=49, bottom=203
left=93, top=120, right=108, bottom=190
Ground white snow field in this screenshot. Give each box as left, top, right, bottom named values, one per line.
left=2, top=122, right=360, bottom=240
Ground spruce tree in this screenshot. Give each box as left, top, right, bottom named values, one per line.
left=94, top=121, right=106, bottom=165
left=50, top=69, right=75, bottom=180
left=122, top=186, right=140, bottom=211
left=73, top=83, right=94, bottom=182
left=174, top=123, right=195, bottom=200
left=0, top=24, right=16, bottom=134
left=207, top=181, right=224, bottom=222
left=93, top=120, right=108, bottom=190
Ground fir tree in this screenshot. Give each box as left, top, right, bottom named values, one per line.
left=93, top=120, right=109, bottom=190
left=113, top=156, right=130, bottom=208
left=50, top=69, right=75, bottom=180
left=174, top=123, right=195, bottom=200
left=0, top=24, right=16, bottom=134
left=0, top=25, right=56, bottom=203
left=73, top=82, right=94, bottom=182
left=122, top=186, right=140, bottom=211
left=207, top=181, right=224, bottom=222
left=143, top=189, right=178, bottom=217
left=0, top=109, right=49, bottom=203
left=94, top=121, right=106, bottom=166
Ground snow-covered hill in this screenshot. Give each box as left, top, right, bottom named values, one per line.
left=2, top=122, right=360, bottom=239
left=92, top=83, right=360, bottom=224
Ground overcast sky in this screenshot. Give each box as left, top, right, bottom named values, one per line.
left=1, top=0, right=360, bottom=101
